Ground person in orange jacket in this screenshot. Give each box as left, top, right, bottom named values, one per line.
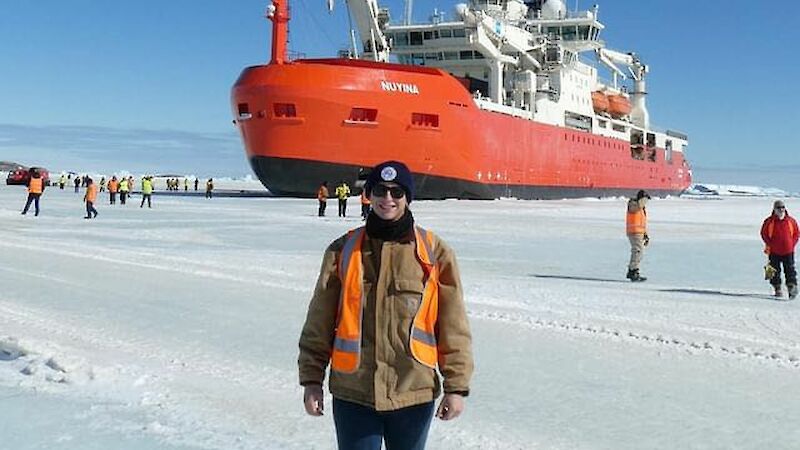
left=108, top=176, right=119, bottom=205
left=21, top=168, right=45, bottom=216
left=761, top=200, right=798, bottom=298
left=626, top=189, right=650, bottom=282
left=360, top=189, right=371, bottom=220
left=317, top=181, right=329, bottom=217
left=299, top=161, right=473, bottom=450
left=84, top=178, right=99, bottom=219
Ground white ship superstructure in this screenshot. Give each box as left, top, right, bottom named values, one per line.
left=348, top=0, right=688, bottom=164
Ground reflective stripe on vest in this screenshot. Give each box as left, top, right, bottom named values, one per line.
left=331, top=226, right=439, bottom=373
left=626, top=209, right=646, bottom=234
left=28, top=177, right=43, bottom=194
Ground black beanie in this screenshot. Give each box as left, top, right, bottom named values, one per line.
left=365, top=161, right=414, bottom=203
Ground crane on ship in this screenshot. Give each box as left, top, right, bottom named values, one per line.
left=595, top=47, right=649, bottom=128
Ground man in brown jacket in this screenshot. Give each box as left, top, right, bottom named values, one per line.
left=299, top=160, right=473, bottom=450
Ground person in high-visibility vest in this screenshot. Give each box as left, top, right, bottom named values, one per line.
left=299, top=161, right=473, bottom=449
left=108, top=176, right=119, bottom=205
left=140, top=176, right=154, bottom=208
left=205, top=178, right=214, bottom=198
left=360, top=189, right=371, bottom=220
left=316, top=181, right=329, bottom=217
left=118, top=177, right=129, bottom=205
left=83, top=178, right=99, bottom=219
left=761, top=200, right=799, bottom=298
left=99, top=176, right=106, bottom=192
left=626, top=189, right=651, bottom=282
left=21, top=169, right=45, bottom=216
left=334, top=180, right=350, bottom=217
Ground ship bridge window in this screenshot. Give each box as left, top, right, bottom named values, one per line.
left=395, top=32, right=408, bottom=46
left=411, top=112, right=439, bottom=128
left=410, top=31, right=423, bottom=45
left=440, top=28, right=452, bottom=38
left=347, top=107, right=378, bottom=123
left=273, top=103, right=297, bottom=118
left=425, top=52, right=440, bottom=62
left=546, top=27, right=559, bottom=36
left=459, top=50, right=474, bottom=60
left=411, top=54, right=424, bottom=65
left=578, top=26, right=591, bottom=40
left=452, top=28, right=466, bottom=38
left=423, top=31, right=437, bottom=40
left=443, top=51, right=458, bottom=60
left=473, top=51, right=485, bottom=59
left=562, top=26, right=577, bottom=41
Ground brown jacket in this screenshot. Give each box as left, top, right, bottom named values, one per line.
left=298, top=230, right=473, bottom=411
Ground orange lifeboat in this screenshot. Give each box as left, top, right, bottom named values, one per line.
left=607, top=94, right=632, bottom=118
left=591, top=91, right=609, bottom=113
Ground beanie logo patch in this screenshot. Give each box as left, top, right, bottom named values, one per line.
left=380, top=166, right=397, bottom=181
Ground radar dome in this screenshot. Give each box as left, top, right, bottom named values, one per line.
left=540, top=0, right=566, bottom=19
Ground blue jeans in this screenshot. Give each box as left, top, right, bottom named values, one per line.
left=333, top=398, right=434, bottom=450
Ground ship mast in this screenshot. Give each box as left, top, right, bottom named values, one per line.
left=267, top=0, right=290, bottom=64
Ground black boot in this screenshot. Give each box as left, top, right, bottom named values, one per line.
left=627, top=269, right=647, bottom=282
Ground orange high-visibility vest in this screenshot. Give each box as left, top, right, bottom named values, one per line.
left=28, top=177, right=43, bottom=194
left=85, top=184, right=98, bottom=203
left=108, top=180, right=118, bottom=193
left=626, top=208, right=647, bottom=234
left=331, top=226, right=439, bottom=373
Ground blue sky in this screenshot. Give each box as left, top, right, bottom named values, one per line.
left=1, top=1, right=798, bottom=189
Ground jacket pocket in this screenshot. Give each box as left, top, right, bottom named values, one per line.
left=393, top=279, right=424, bottom=317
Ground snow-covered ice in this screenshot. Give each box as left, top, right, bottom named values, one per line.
left=1, top=184, right=798, bottom=449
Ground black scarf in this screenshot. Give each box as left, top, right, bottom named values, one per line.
left=365, top=209, right=415, bottom=242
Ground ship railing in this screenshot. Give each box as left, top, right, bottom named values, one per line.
left=474, top=98, right=532, bottom=119
left=288, top=50, right=307, bottom=61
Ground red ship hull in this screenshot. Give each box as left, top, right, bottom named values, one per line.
left=231, top=58, right=691, bottom=199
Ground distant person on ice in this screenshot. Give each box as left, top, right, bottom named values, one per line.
left=83, top=178, right=99, bottom=219
left=761, top=200, right=798, bottom=299
left=140, top=176, right=153, bottom=208
left=299, top=160, right=473, bottom=450
left=626, top=189, right=651, bottom=282
left=317, top=181, right=328, bottom=217
left=360, top=189, right=371, bottom=220
left=335, top=180, right=350, bottom=217
left=74, top=177, right=81, bottom=193
left=118, top=177, right=129, bottom=205
left=108, top=176, right=118, bottom=205
left=21, top=168, right=45, bottom=216
left=205, top=178, right=214, bottom=198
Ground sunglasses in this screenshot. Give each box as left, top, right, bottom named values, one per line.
left=775, top=206, right=786, bottom=210
left=372, top=184, right=405, bottom=199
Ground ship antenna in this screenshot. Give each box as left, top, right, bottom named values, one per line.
left=404, top=0, right=413, bottom=25
left=266, top=0, right=289, bottom=64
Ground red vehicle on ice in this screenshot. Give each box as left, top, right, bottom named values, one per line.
left=6, top=167, right=50, bottom=186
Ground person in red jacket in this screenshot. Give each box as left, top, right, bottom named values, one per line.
left=761, top=200, right=799, bottom=299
